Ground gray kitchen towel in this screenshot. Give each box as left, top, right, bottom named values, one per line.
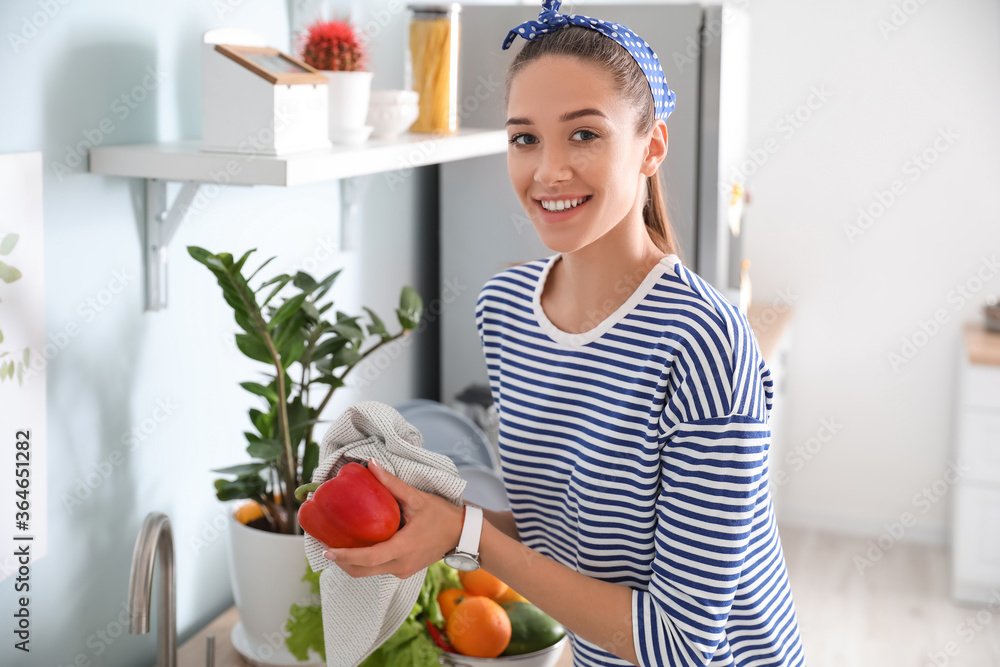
left=302, top=400, right=468, bottom=667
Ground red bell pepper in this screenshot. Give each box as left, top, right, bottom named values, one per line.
left=295, top=461, right=401, bottom=548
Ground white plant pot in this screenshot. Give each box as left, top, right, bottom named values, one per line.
left=322, top=70, right=374, bottom=135
left=227, top=508, right=322, bottom=665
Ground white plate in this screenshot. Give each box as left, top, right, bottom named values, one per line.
left=456, top=463, right=509, bottom=512
left=394, top=399, right=499, bottom=472
left=231, top=620, right=325, bottom=666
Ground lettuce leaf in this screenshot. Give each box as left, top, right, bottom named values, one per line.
left=419, top=561, right=462, bottom=628
left=286, top=558, right=325, bottom=661
left=360, top=561, right=462, bottom=667
left=286, top=602, right=325, bottom=661
left=358, top=617, right=439, bottom=667
left=303, top=556, right=321, bottom=595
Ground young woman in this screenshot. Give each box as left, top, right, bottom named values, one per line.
left=325, top=3, right=806, bottom=665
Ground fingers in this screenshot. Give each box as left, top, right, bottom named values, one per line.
left=323, top=515, right=426, bottom=579
left=324, top=459, right=443, bottom=580
left=334, top=556, right=422, bottom=580
left=324, top=545, right=421, bottom=579
left=324, top=542, right=389, bottom=568
left=323, top=509, right=415, bottom=562
left=367, top=457, right=420, bottom=506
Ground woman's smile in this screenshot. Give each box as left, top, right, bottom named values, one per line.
left=535, top=194, right=593, bottom=222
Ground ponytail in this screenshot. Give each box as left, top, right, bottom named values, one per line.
left=643, top=170, right=683, bottom=261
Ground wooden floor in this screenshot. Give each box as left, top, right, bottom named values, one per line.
left=778, top=524, right=1000, bottom=666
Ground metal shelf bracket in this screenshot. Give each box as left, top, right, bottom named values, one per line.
left=142, top=175, right=368, bottom=311
left=145, top=179, right=201, bottom=312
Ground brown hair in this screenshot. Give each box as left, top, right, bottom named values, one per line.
left=503, top=24, right=682, bottom=260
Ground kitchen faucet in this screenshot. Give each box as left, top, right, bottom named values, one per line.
left=127, top=511, right=177, bottom=667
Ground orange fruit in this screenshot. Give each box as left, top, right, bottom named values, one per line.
left=446, top=596, right=512, bottom=658
left=494, top=587, right=529, bottom=605
left=458, top=569, right=509, bottom=600
left=437, top=587, right=466, bottom=620
left=235, top=501, right=264, bottom=524
left=234, top=495, right=282, bottom=525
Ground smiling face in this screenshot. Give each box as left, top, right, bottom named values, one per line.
left=506, top=54, right=661, bottom=252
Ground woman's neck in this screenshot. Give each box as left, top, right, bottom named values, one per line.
left=543, top=215, right=668, bottom=334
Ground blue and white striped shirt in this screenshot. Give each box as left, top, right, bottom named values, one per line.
left=475, top=253, right=806, bottom=667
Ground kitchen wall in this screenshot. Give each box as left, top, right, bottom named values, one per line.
left=739, top=0, right=1000, bottom=543
left=0, top=1, right=437, bottom=665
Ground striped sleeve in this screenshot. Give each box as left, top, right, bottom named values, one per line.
left=632, top=306, right=770, bottom=666
left=474, top=281, right=500, bottom=414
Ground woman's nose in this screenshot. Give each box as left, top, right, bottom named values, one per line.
left=534, top=145, right=574, bottom=186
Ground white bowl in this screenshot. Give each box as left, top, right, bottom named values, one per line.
left=367, top=89, right=421, bottom=140
left=370, top=89, right=420, bottom=106
left=438, top=635, right=569, bottom=667
left=330, top=124, right=374, bottom=145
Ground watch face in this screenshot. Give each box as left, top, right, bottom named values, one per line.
left=444, top=553, right=479, bottom=572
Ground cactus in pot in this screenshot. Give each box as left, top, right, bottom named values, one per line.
left=300, top=17, right=374, bottom=139
left=302, top=17, right=367, bottom=72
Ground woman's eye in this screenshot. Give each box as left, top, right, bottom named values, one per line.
left=508, top=130, right=597, bottom=146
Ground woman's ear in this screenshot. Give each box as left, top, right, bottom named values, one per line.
left=641, top=119, right=668, bottom=177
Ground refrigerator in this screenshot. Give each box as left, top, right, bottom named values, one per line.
left=439, top=2, right=751, bottom=408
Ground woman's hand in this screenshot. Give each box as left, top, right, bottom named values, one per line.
left=322, top=457, right=465, bottom=579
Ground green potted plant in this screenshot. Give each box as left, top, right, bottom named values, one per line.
left=300, top=16, right=374, bottom=144
left=187, top=245, right=422, bottom=664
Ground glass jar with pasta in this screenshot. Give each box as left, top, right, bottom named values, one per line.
left=405, top=3, right=461, bottom=135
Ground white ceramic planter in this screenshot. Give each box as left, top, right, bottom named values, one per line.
left=227, top=508, right=322, bottom=665
left=322, top=70, right=374, bottom=140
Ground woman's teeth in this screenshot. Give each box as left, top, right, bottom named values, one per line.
left=540, top=196, right=589, bottom=212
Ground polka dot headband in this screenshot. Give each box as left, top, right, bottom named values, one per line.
left=501, top=0, right=676, bottom=121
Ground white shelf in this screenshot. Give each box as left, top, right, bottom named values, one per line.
left=87, top=127, right=508, bottom=312
left=88, top=127, right=508, bottom=187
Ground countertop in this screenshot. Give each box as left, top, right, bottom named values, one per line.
left=964, top=320, right=1000, bottom=366
left=177, top=604, right=574, bottom=667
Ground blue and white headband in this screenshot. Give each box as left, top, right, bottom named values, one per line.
left=501, top=0, right=676, bottom=121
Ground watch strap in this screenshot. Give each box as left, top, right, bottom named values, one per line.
left=456, top=504, right=483, bottom=556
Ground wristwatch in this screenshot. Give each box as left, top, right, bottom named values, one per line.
left=444, top=504, right=483, bottom=572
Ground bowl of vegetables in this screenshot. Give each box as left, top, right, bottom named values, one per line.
left=437, top=635, right=569, bottom=667
left=430, top=569, right=568, bottom=667
left=350, top=562, right=567, bottom=667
